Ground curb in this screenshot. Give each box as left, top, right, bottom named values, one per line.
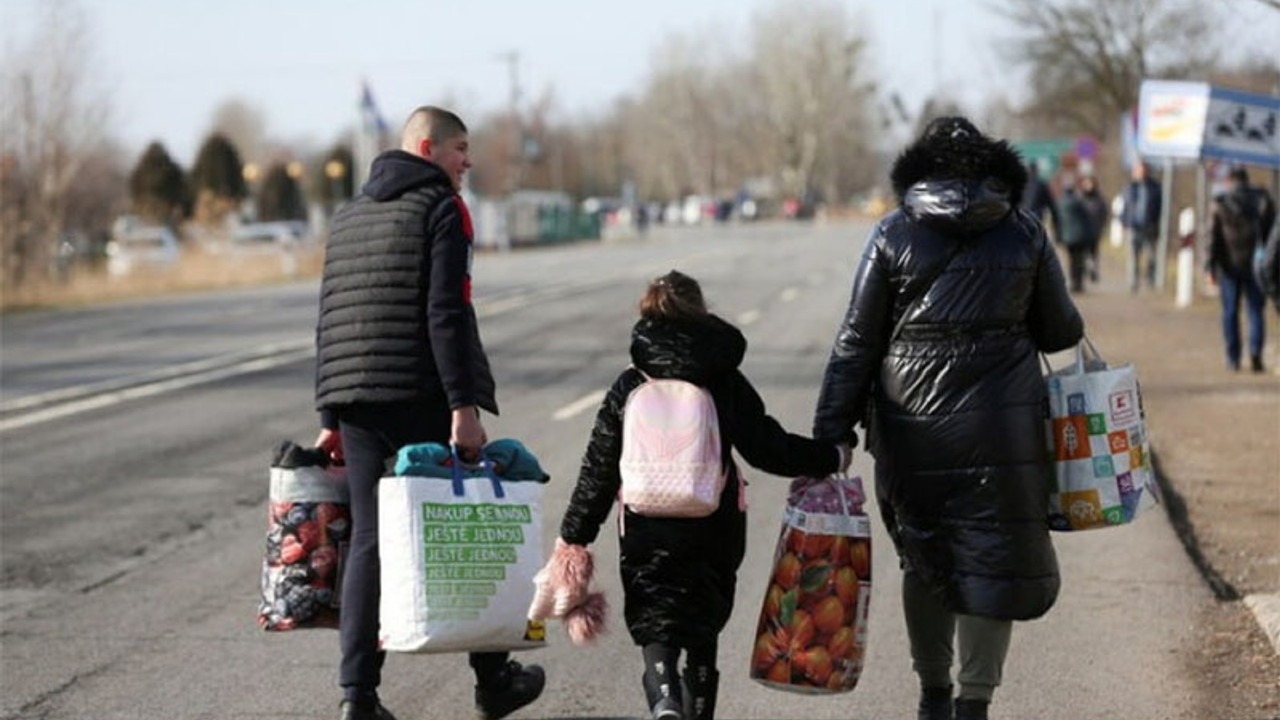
left=1245, top=593, right=1280, bottom=656
left=1150, top=451, right=1240, bottom=601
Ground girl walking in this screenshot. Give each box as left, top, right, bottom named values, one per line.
left=540, top=271, right=845, bottom=720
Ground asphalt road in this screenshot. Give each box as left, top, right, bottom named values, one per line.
left=0, top=220, right=1216, bottom=719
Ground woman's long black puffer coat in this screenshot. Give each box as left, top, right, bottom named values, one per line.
left=812, top=126, right=1084, bottom=621
left=560, top=314, right=839, bottom=647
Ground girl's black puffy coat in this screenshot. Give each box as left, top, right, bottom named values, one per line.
left=813, top=128, right=1084, bottom=620
left=560, top=315, right=838, bottom=647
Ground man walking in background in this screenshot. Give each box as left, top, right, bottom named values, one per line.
left=1206, top=166, right=1275, bottom=373
left=1121, top=161, right=1162, bottom=292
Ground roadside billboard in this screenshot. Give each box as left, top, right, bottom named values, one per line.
left=1137, top=80, right=1280, bottom=169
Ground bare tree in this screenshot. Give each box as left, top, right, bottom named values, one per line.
left=1, top=0, right=114, bottom=288
left=994, top=0, right=1219, bottom=139
left=746, top=0, right=877, bottom=202
left=629, top=32, right=734, bottom=200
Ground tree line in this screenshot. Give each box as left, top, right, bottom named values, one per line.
left=2, top=0, right=1275, bottom=292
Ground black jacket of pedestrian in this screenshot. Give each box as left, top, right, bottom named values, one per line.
left=560, top=313, right=839, bottom=647
left=1079, top=186, right=1109, bottom=250
left=1207, top=182, right=1276, bottom=278
left=315, top=150, right=496, bottom=423
left=813, top=119, right=1084, bottom=621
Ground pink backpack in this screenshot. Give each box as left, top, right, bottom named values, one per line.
left=619, top=371, right=726, bottom=517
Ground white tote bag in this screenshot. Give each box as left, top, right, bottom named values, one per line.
left=1044, top=338, right=1160, bottom=531
left=378, top=450, right=547, bottom=653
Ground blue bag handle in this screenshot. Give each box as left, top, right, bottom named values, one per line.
left=448, top=443, right=505, bottom=499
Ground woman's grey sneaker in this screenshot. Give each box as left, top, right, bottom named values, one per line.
left=474, top=660, right=545, bottom=720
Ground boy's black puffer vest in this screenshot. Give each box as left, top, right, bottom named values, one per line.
left=315, top=150, right=495, bottom=413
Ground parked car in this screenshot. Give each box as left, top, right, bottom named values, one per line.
left=231, top=221, right=308, bottom=248
left=104, top=223, right=180, bottom=277
left=227, top=221, right=311, bottom=275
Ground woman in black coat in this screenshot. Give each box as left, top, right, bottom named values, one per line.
left=812, top=117, right=1083, bottom=720
left=558, top=271, right=843, bottom=720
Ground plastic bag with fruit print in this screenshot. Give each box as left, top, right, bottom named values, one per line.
left=258, top=441, right=351, bottom=631
left=750, top=474, right=872, bottom=694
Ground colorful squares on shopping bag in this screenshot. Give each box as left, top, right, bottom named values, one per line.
left=1092, top=455, right=1114, bottom=478
left=1086, top=413, right=1107, bottom=435
left=1107, top=431, right=1130, bottom=454
left=1067, top=392, right=1088, bottom=416
left=1052, top=417, right=1092, bottom=461
left=1119, top=487, right=1145, bottom=522
left=1102, top=505, right=1126, bottom=524
left=1129, top=446, right=1145, bottom=470
left=1060, top=489, right=1106, bottom=529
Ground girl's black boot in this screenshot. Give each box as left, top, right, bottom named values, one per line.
left=641, top=644, right=683, bottom=720
left=681, top=664, right=719, bottom=720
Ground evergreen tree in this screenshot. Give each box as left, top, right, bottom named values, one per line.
left=257, top=163, right=306, bottom=221
left=310, top=143, right=355, bottom=209
left=190, top=133, right=247, bottom=201
left=128, top=141, right=191, bottom=223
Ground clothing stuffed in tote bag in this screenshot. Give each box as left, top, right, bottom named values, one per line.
left=378, top=441, right=548, bottom=653
left=1044, top=339, right=1160, bottom=531
left=258, top=440, right=350, bottom=630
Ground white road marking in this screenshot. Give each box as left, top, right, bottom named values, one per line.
left=0, top=348, right=316, bottom=432
left=780, top=287, right=799, bottom=302
left=3, top=257, right=729, bottom=432
left=552, top=390, right=607, bottom=421
left=0, top=339, right=311, bottom=412
left=737, top=309, right=761, bottom=326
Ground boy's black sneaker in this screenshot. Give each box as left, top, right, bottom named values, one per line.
left=1251, top=355, right=1266, bottom=373
left=475, top=660, right=545, bottom=720
left=339, top=699, right=397, bottom=720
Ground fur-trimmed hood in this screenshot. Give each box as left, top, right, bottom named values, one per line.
left=889, top=117, right=1029, bottom=235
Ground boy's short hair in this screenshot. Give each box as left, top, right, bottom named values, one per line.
left=401, top=106, right=467, bottom=149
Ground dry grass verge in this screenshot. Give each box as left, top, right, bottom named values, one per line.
left=1, top=246, right=326, bottom=312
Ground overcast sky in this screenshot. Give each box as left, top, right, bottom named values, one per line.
left=2, top=0, right=1276, bottom=164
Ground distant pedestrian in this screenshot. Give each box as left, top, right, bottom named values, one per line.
left=541, top=270, right=846, bottom=720
left=1020, top=161, right=1060, bottom=240
left=1056, top=182, right=1094, bottom=293
left=1205, top=166, right=1276, bottom=373
left=813, top=116, right=1084, bottom=720
left=1077, top=175, right=1109, bottom=283
left=1120, top=161, right=1162, bottom=292
left=313, top=105, right=545, bottom=720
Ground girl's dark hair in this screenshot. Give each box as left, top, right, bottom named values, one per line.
left=638, top=270, right=707, bottom=320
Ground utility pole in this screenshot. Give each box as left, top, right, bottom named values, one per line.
left=497, top=50, right=523, bottom=194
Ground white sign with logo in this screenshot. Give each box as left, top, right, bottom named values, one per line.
left=1137, top=80, right=1280, bottom=169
